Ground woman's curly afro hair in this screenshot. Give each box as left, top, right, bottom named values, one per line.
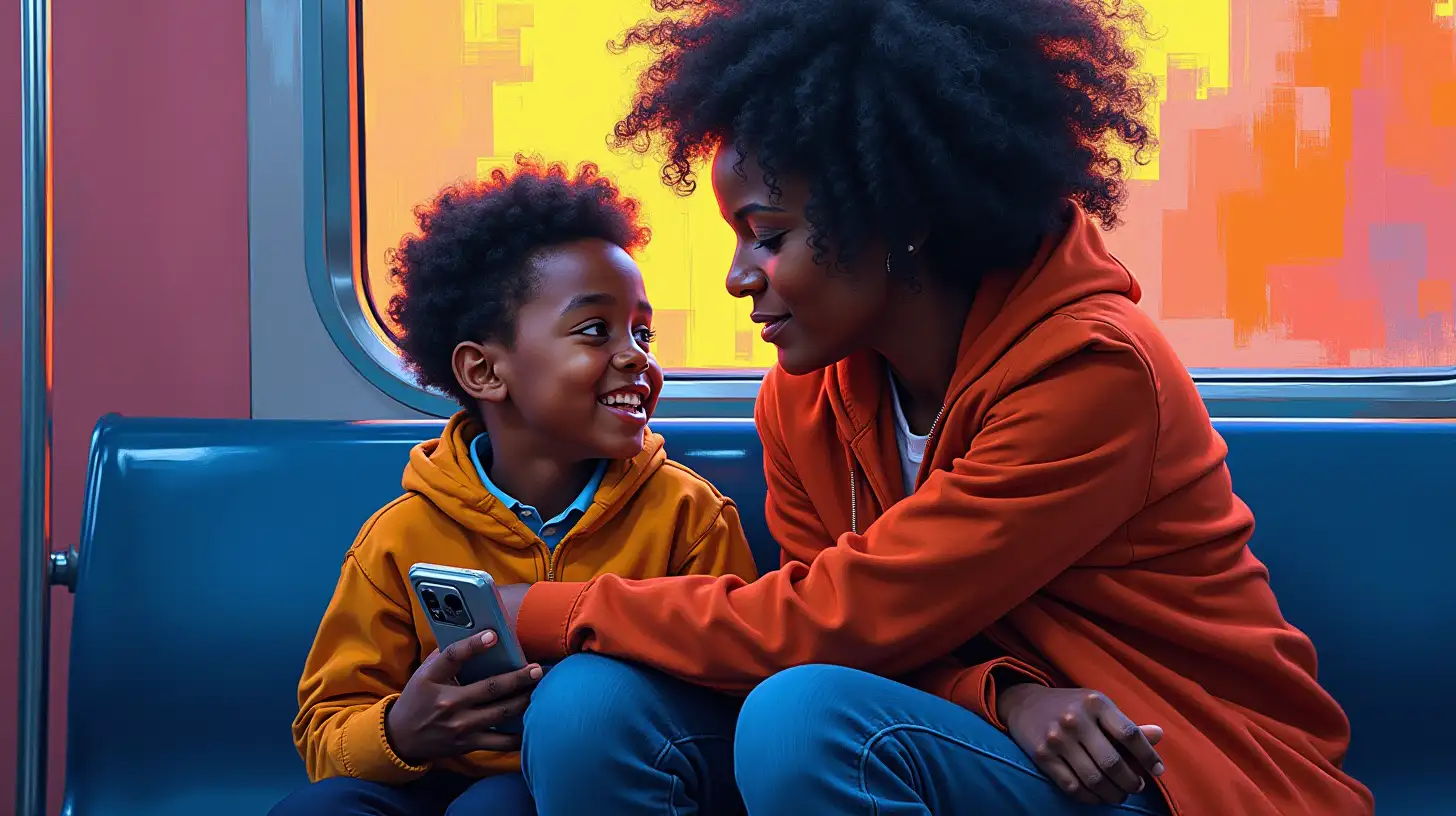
left=612, top=0, right=1155, bottom=276
left=387, top=156, right=650, bottom=408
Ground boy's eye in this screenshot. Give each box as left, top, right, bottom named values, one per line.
left=753, top=231, right=787, bottom=253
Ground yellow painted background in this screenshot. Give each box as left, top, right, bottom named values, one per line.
left=361, top=0, right=1456, bottom=370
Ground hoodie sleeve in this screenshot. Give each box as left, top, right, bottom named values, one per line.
left=755, top=384, right=837, bottom=569
left=515, top=340, right=1159, bottom=694
left=673, top=498, right=760, bottom=583
left=292, top=549, right=430, bottom=783
left=900, top=655, right=1055, bottom=728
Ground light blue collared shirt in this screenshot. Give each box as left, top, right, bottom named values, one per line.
left=469, top=434, right=607, bottom=550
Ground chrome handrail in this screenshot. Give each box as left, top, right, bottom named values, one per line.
left=16, top=0, right=53, bottom=813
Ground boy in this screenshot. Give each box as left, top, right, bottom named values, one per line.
left=269, top=157, right=759, bottom=815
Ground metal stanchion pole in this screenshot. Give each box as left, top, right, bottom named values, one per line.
left=16, top=0, right=53, bottom=813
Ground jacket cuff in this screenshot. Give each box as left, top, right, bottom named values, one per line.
left=914, top=657, right=1053, bottom=731
left=517, top=580, right=590, bottom=663
left=338, top=695, right=431, bottom=784
left=972, top=658, right=1055, bottom=731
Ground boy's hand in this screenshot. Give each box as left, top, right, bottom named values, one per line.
left=997, top=685, right=1165, bottom=806
left=384, top=630, right=543, bottom=765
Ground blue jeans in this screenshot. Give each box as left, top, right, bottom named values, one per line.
left=523, top=654, right=1169, bottom=815
left=268, top=771, right=533, bottom=815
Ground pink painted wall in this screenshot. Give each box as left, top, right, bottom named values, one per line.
left=0, top=1, right=252, bottom=811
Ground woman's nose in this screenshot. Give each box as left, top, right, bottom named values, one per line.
left=725, top=259, right=767, bottom=300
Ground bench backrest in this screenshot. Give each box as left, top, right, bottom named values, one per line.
left=62, top=416, right=1454, bottom=814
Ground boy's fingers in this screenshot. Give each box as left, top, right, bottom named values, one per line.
left=460, top=690, right=535, bottom=733
left=464, top=729, right=523, bottom=753
left=457, top=663, right=544, bottom=705
left=419, top=631, right=498, bottom=683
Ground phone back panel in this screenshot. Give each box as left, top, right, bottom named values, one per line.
left=407, top=564, right=527, bottom=685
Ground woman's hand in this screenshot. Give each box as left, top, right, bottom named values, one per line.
left=998, top=684, right=1165, bottom=805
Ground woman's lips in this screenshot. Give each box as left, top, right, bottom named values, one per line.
left=760, top=315, right=792, bottom=343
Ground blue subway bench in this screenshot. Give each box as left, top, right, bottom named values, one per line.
left=48, top=415, right=1455, bottom=814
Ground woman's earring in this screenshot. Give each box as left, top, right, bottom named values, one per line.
left=887, top=244, right=919, bottom=274
left=887, top=246, right=922, bottom=293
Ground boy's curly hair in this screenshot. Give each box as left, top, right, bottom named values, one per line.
left=611, top=0, right=1156, bottom=277
left=387, top=156, right=651, bottom=408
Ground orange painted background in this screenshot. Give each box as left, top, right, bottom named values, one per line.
left=359, top=0, right=1456, bottom=370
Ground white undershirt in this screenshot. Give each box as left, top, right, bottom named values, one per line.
left=887, top=374, right=931, bottom=497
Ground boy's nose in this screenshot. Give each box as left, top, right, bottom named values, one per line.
left=614, top=345, right=648, bottom=370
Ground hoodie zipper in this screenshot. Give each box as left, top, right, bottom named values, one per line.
left=539, top=461, right=632, bottom=582
left=850, top=401, right=947, bottom=535
left=543, top=494, right=615, bottom=581
left=545, top=532, right=577, bottom=582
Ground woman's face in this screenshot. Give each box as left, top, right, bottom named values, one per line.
left=711, top=147, right=890, bottom=375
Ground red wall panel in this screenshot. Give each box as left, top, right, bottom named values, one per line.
left=0, top=2, right=252, bottom=811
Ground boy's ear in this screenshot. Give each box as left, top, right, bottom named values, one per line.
left=453, top=341, right=508, bottom=404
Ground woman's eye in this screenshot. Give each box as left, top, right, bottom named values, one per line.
left=577, top=322, right=607, bottom=338
left=753, top=232, right=787, bottom=252
left=634, top=327, right=657, bottom=345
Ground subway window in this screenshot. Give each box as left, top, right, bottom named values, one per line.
left=356, top=0, right=762, bottom=374
left=334, top=0, right=1456, bottom=409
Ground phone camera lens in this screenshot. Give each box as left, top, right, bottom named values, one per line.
left=443, top=593, right=464, bottom=613
left=421, top=589, right=439, bottom=609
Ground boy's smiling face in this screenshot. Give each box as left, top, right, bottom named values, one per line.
left=457, top=238, right=663, bottom=461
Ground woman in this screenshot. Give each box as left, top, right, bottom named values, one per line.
left=502, top=1, right=1373, bottom=814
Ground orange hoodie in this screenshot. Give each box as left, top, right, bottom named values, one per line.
left=293, top=413, right=758, bottom=784
left=517, top=205, right=1373, bottom=816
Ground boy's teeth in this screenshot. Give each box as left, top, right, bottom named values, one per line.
left=599, top=393, right=643, bottom=408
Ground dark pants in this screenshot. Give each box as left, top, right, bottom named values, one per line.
left=522, top=654, right=1170, bottom=815
left=269, top=771, right=532, bottom=816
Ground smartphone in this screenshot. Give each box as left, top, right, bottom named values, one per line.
left=408, top=563, right=528, bottom=733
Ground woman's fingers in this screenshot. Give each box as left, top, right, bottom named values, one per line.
left=1032, top=735, right=1102, bottom=806
left=1140, top=723, right=1166, bottom=748
left=1074, top=715, right=1146, bottom=797
left=1060, top=738, right=1133, bottom=805
left=1088, top=705, right=1161, bottom=788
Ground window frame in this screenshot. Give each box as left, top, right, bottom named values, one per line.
left=301, top=0, right=1456, bottom=420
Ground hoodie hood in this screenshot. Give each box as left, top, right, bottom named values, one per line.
left=401, top=412, right=668, bottom=549
left=825, top=202, right=1140, bottom=441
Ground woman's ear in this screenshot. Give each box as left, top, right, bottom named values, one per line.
left=453, top=341, right=509, bottom=404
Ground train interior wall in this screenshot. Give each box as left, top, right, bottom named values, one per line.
left=5, top=2, right=1456, bottom=814
left=1, top=1, right=251, bottom=810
